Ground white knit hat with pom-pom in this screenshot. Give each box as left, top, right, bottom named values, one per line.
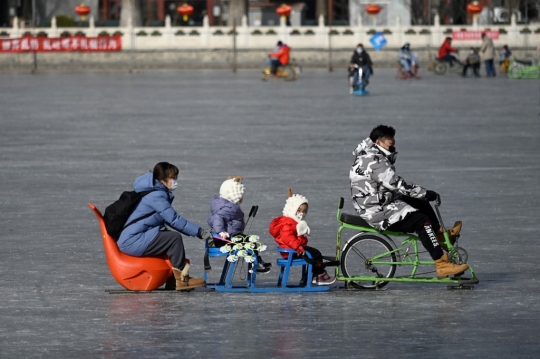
left=282, top=188, right=308, bottom=222
left=219, top=176, right=245, bottom=205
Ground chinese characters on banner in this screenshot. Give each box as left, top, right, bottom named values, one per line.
left=452, top=30, right=500, bottom=40
left=0, top=36, right=122, bottom=52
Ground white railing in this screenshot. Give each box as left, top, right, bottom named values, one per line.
left=2, top=13, right=539, bottom=50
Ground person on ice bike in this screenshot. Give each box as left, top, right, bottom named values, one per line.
left=398, top=43, right=419, bottom=77
left=349, top=125, right=469, bottom=279
left=348, top=43, right=373, bottom=94
left=268, top=41, right=291, bottom=75
left=438, top=37, right=463, bottom=68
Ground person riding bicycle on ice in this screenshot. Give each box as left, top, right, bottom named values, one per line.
left=438, top=37, right=463, bottom=68
left=398, top=43, right=419, bottom=77
left=349, top=43, right=373, bottom=94
left=269, top=41, right=291, bottom=76
left=349, top=125, right=469, bottom=279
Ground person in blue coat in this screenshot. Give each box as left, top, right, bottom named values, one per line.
left=117, top=162, right=213, bottom=290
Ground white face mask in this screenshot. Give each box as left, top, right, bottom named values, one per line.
left=296, top=212, right=306, bottom=221
left=169, top=180, right=178, bottom=191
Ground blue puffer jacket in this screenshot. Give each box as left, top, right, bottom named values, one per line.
left=117, top=172, right=202, bottom=256
left=207, top=196, right=245, bottom=236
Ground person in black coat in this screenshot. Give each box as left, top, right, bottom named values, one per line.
left=348, top=44, right=374, bottom=93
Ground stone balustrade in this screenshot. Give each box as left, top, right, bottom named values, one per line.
left=1, top=13, right=539, bottom=51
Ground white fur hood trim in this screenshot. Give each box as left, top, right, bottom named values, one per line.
left=282, top=194, right=308, bottom=222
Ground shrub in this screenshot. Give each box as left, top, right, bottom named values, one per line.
left=419, top=29, right=431, bottom=35
left=151, top=30, right=162, bottom=36
left=290, top=29, right=301, bottom=35
left=405, top=29, right=416, bottom=34
left=304, top=29, right=315, bottom=35
left=75, top=31, right=86, bottom=37
left=136, top=31, right=147, bottom=36
left=214, top=30, right=225, bottom=35
left=55, top=15, right=75, bottom=27
left=99, top=31, right=110, bottom=37
left=382, top=29, right=392, bottom=34
left=60, top=31, right=71, bottom=37
left=520, top=27, right=532, bottom=34
left=343, top=29, right=354, bottom=35
left=189, top=30, right=200, bottom=36
left=266, top=29, right=276, bottom=35
left=175, top=30, right=185, bottom=36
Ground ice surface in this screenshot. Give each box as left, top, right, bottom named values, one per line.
left=0, top=69, right=539, bottom=358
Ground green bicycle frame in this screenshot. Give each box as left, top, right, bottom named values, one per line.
left=334, top=198, right=478, bottom=287
left=508, top=59, right=540, bottom=79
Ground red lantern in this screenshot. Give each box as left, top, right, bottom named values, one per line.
left=75, top=3, right=91, bottom=22
left=467, top=1, right=483, bottom=16
left=365, top=4, right=381, bottom=16
left=276, top=4, right=292, bottom=23
left=177, top=3, right=194, bottom=22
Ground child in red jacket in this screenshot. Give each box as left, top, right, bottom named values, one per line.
left=268, top=188, right=336, bottom=286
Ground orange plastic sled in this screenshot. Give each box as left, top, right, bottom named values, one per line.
left=88, top=203, right=173, bottom=291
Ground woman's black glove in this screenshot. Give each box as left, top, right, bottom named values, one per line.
left=425, top=190, right=439, bottom=202
left=198, top=228, right=213, bottom=241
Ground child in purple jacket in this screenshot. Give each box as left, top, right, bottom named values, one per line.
left=207, top=176, right=271, bottom=273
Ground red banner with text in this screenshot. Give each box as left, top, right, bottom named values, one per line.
left=0, top=36, right=122, bottom=52
left=452, top=30, right=499, bottom=40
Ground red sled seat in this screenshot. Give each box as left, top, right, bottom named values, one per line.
left=88, top=203, right=173, bottom=291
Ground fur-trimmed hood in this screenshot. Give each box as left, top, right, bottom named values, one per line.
left=282, top=188, right=308, bottom=223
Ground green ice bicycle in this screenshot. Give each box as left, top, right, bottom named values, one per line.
left=334, top=197, right=479, bottom=290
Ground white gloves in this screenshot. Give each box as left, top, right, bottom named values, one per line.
left=219, top=232, right=230, bottom=239
left=296, top=220, right=310, bottom=237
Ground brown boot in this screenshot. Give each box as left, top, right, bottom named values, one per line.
left=435, top=253, right=469, bottom=279
left=172, top=263, right=205, bottom=291
left=437, top=221, right=462, bottom=250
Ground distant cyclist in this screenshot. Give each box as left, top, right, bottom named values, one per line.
left=398, top=43, right=419, bottom=76
left=268, top=41, right=291, bottom=75
left=438, top=37, right=462, bottom=67
left=348, top=43, right=373, bottom=94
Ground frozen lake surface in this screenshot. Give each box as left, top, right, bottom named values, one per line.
left=0, top=68, right=539, bottom=358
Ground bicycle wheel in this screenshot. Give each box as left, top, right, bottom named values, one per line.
left=509, top=65, right=523, bottom=79
left=340, top=234, right=397, bottom=290
left=282, top=66, right=297, bottom=81
left=433, top=62, right=447, bottom=75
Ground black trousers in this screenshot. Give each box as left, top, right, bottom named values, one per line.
left=463, top=63, right=480, bottom=76
left=291, top=246, right=325, bottom=276
left=142, top=230, right=186, bottom=270
left=387, top=197, right=444, bottom=260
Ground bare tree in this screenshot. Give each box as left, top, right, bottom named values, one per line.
left=228, top=0, right=246, bottom=26
left=120, top=0, right=142, bottom=27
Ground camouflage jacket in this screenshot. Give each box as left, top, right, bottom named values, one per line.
left=349, top=138, right=428, bottom=231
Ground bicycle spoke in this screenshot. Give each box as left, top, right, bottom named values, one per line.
left=341, top=235, right=397, bottom=290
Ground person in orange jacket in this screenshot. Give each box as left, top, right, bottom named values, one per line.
left=269, top=41, right=291, bottom=75
left=438, top=37, right=462, bottom=67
